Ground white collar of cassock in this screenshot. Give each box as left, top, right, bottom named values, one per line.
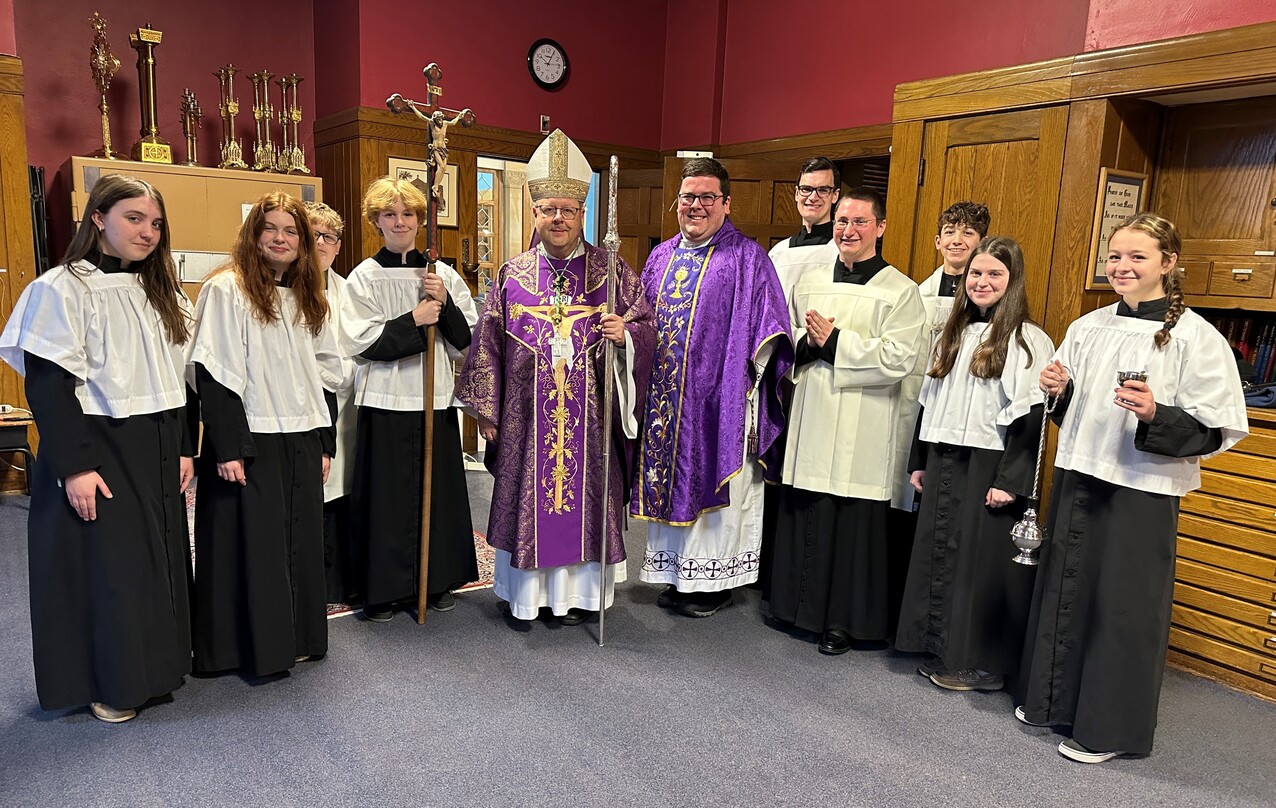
left=538, top=239, right=584, bottom=262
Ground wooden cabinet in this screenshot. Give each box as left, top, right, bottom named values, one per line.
left=1154, top=98, right=1276, bottom=259
left=1170, top=408, right=1276, bottom=703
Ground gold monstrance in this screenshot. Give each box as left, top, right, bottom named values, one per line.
left=88, top=13, right=120, bottom=160
left=129, top=23, right=171, bottom=163
left=214, top=64, right=248, bottom=169
left=179, top=88, right=201, bottom=166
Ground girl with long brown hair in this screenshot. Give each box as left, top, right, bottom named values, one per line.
left=1018, top=213, right=1248, bottom=763
left=0, top=174, right=196, bottom=723
left=896, top=236, right=1054, bottom=695
left=190, top=191, right=343, bottom=676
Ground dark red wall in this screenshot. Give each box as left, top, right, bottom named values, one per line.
left=356, top=1, right=668, bottom=151
left=17, top=0, right=316, bottom=253
left=1084, top=0, right=1276, bottom=50
left=709, top=0, right=1092, bottom=146
left=660, top=0, right=729, bottom=151
left=313, top=0, right=360, bottom=120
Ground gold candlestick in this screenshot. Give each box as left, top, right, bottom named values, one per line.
left=88, top=13, right=121, bottom=160
left=282, top=74, right=309, bottom=174
left=129, top=23, right=171, bottom=163
left=179, top=88, right=202, bottom=166
left=248, top=69, right=277, bottom=172
left=214, top=64, right=248, bottom=169
left=274, top=75, right=290, bottom=172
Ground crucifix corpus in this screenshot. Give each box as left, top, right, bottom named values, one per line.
left=386, top=63, right=476, bottom=625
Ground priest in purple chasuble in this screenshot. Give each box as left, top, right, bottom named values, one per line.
left=633, top=157, right=794, bottom=619
left=456, top=130, right=655, bottom=626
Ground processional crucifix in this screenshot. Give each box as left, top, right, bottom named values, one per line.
left=387, top=63, right=475, bottom=625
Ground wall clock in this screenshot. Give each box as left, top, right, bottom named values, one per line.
left=528, top=38, right=569, bottom=91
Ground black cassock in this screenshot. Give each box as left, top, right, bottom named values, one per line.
left=193, top=365, right=335, bottom=676
left=894, top=404, right=1041, bottom=681
left=25, top=353, right=195, bottom=710
left=349, top=248, right=477, bottom=608
left=1015, top=300, right=1225, bottom=755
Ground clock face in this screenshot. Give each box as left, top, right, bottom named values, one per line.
left=528, top=38, right=569, bottom=90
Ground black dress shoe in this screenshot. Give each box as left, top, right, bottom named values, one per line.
left=427, top=591, right=456, bottom=612
left=818, top=629, right=852, bottom=655
left=557, top=608, right=590, bottom=626
left=675, top=589, right=732, bottom=618
left=656, top=584, right=684, bottom=609
left=499, top=601, right=533, bottom=632
left=362, top=604, right=393, bottom=623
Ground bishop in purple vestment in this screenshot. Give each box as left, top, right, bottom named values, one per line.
left=456, top=130, right=655, bottom=626
left=634, top=158, right=794, bottom=618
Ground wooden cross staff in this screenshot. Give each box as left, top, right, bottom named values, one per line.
left=386, top=63, right=475, bottom=625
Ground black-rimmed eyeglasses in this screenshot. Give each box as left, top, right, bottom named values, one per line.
left=315, top=231, right=341, bottom=245
left=796, top=185, right=837, bottom=199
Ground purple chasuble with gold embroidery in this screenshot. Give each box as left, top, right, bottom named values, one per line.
left=457, top=243, right=655, bottom=570
left=632, top=218, right=793, bottom=525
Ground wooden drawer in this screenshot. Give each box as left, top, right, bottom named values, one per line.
left=1183, top=491, right=1276, bottom=534
left=1177, top=558, right=1276, bottom=607
left=1178, top=258, right=1211, bottom=295
left=1170, top=626, right=1276, bottom=686
left=1179, top=512, right=1276, bottom=558
left=1173, top=604, right=1276, bottom=664
left=1178, top=536, right=1276, bottom=582
left=1208, top=258, right=1276, bottom=298
left=1201, top=451, right=1276, bottom=484
left=1168, top=650, right=1276, bottom=704
left=1175, top=581, right=1276, bottom=632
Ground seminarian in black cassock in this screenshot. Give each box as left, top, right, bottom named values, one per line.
left=769, top=191, right=926, bottom=653
left=0, top=175, right=196, bottom=720
left=190, top=193, right=343, bottom=677
left=340, top=177, right=478, bottom=620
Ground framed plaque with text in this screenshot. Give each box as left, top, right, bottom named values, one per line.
left=1085, top=168, right=1147, bottom=290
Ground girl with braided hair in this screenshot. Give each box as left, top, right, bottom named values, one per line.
left=1016, top=213, right=1248, bottom=764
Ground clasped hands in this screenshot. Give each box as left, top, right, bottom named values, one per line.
left=805, top=310, right=836, bottom=348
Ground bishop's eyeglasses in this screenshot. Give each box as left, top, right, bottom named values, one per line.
left=534, top=205, right=582, bottom=220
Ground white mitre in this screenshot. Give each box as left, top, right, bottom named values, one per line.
left=527, top=129, right=591, bottom=202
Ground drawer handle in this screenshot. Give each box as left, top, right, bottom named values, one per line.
left=1232, top=268, right=1253, bottom=280
left=1263, top=663, right=1276, bottom=680
left=1271, top=611, right=1276, bottom=627
left=1268, top=636, right=1276, bottom=651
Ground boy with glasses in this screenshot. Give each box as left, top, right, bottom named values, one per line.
left=769, top=189, right=925, bottom=654
left=634, top=158, right=794, bottom=618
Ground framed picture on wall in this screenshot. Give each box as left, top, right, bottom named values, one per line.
left=1085, top=167, right=1148, bottom=290
left=387, top=156, right=459, bottom=228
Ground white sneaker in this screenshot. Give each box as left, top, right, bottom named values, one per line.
left=90, top=702, right=137, bottom=723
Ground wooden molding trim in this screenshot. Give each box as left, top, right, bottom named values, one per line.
left=893, top=19, right=1276, bottom=122
left=0, top=55, right=24, bottom=95
left=717, top=123, right=893, bottom=161
left=314, top=106, right=661, bottom=169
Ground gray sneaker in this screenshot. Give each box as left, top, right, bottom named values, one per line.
left=930, top=668, right=1004, bottom=692
left=917, top=657, right=946, bottom=678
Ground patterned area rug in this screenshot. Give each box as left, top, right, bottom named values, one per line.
left=183, top=479, right=495, bottom=620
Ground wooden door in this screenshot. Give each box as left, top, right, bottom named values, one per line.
left=1154, top=97, right=1276, bottom=258
left=659, top=157, right=803, bottom=252
left=612, top=168, right=665, bottom=274
left=899, top=107, right=1068, bottom=323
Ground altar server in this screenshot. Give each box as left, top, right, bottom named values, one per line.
left=340, top=177, right=478, bottom=621
left=0, top=175, right=196, bottom=722
left=1018, top=213, right=1247, bottom=763
left=895, top=236, right=1053, bottom=693
left=190, top=192, right=342, bottom=676
left=768, top=189, right=925, bottom=653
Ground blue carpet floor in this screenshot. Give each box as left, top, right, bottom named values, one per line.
left=1, top=474, right=1274, bottom=807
